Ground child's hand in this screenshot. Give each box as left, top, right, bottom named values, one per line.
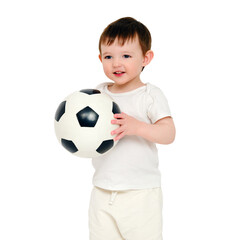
left=111, top=112, right=142, bottom=141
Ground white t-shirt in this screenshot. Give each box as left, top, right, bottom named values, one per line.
left=92, top=82, right=171, bottom=191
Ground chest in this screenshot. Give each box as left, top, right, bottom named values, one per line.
left=112, top=94, right=151, bottom=123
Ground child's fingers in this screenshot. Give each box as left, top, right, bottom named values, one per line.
left=114, top=112, right=126, bottom=119
left=111, top=126, right=124, bottom=135
left=114, top=132, right=125, bottom=141
left=111, top=119, right=124, bottom=125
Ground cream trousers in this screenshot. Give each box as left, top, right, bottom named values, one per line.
left=89, top=186, right=163, bottom=240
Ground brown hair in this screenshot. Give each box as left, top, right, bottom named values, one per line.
left=99, top=17, right=152, bottom=56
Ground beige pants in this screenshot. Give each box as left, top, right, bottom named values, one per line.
left=89, top=186, right=163, bottom=240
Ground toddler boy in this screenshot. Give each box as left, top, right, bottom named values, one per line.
left=89, top=17, right=176, bottom=240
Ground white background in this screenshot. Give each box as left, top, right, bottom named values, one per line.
left=0, top=0, right=240, bottom=239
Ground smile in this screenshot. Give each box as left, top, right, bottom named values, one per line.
left=114, top=71, right=125, bottom=76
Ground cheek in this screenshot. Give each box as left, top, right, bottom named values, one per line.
left=102, top=62, right=111, bottom=74
left=129, top=61, right=143, bottom=73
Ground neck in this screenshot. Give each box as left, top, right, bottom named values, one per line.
left=109, top=80, right=145, bottom=93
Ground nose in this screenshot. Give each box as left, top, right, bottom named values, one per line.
left=112, top=57, right=122, bottom=68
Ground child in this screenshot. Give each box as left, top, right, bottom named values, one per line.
left=89, top=17, right=176, bottom=240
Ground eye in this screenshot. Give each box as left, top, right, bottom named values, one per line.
left=104, top=56, right=112, bottom=59
left=123, top=55, right=131, bottom=59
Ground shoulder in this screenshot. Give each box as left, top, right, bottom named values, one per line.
left=146, top=83, right=165, bottom=96
left=145, top=83, right=167, bottom=104
left=95, top=82, right=112, bottom=92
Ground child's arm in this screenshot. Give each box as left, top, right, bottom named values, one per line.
left=111, top=113, right=176, bottom=144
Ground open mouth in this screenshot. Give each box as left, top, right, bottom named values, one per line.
left=113, top=71, right=125, bottom=76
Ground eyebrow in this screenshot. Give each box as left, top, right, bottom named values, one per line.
left=102, top=52, right=112, bottom=56
left=102, top=51, right=134, bottom=56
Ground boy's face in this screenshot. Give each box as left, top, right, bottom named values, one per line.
left=99, top=37, right=152, bottom=89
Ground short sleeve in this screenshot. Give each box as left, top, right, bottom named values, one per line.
left=147, top=84, right=172, bottom=124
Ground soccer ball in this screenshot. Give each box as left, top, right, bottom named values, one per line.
left=54, top=89, right=121, bottom=158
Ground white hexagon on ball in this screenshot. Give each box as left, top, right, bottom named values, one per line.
left=54, top=89, right=121, bottom=158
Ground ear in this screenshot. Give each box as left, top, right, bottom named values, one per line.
left=142, top=50, right=154, bottom=67
left=98, top=54, right=102, bottom=62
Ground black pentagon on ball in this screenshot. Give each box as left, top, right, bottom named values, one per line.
left=112, top=102, right=121, bottom=114
left=80, top=89, right=101, bottom=95
left=96, top=139, right=114, bottom=154
left=61, top=139, right=78, bottom=153
left=55, top=101, right=66, bottom=122
left=76, top=106, right=99, bottom=127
